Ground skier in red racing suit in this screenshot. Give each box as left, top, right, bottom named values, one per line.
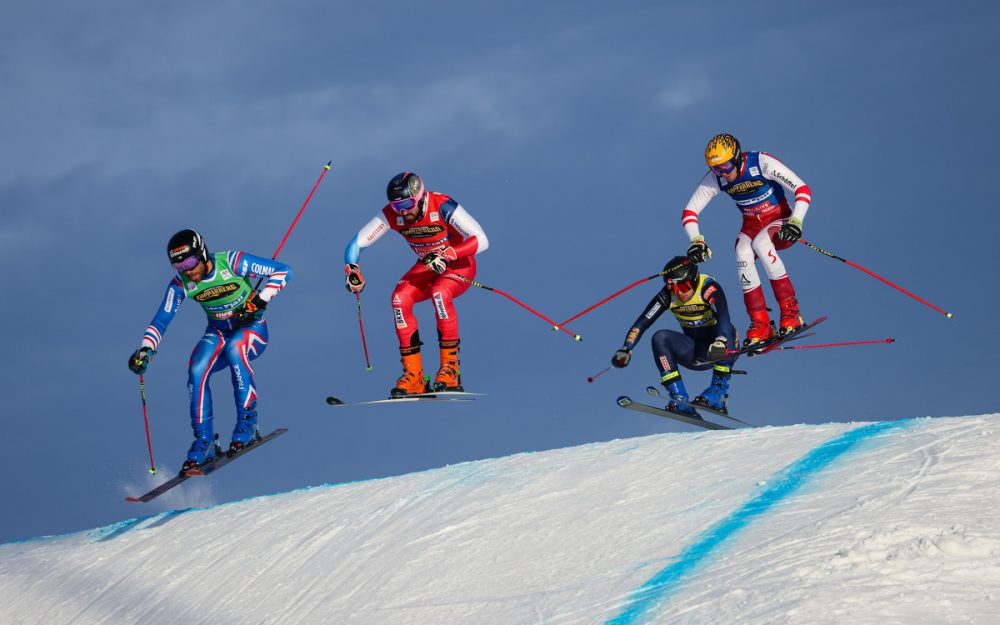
left=681, top=133, right=813, bottom=347
left=344, top=172, right=489, bottom=396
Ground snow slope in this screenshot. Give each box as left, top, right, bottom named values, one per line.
left=2, top=416, right=999, bottom=625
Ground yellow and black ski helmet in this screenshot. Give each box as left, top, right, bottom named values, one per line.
left=705, top=133, right=742, bottom=169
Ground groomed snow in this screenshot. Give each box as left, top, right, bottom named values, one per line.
left=2, top=416, right=998, bottom=624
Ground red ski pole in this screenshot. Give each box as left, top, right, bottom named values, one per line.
left=558, top=258, right=694, bottom=327
left=446, top=273, right=583, bottom=341
left=587, top=366, right=611, bottom=383
left=271, top=160, right=331, bottom=260
left=770, top=338, right=895, bottom=351
left=798, top=239, right=953, bottom=319
left=355, top=293, right=373, bottom=371
left=252, top=160, right=332, bottom=292
left=138, top=374, right=157, bottom=474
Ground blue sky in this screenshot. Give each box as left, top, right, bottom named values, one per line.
left=1, top=0, right=997, bottom=543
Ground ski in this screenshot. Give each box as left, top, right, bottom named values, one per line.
left=185, top=428, right=288, bottom=477
left=125, top=428, right=288, bottom=503
left=616, top=396, right=731, bottom=430
left=693, top=316, right=828, bottom=366
left=644, top=386, right=755, bottom=427
left=125, top=473, right=191, bottom=504
left=325, top=391, right=484, bottom=407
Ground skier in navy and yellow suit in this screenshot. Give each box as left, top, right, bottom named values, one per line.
left=610, top=257, right=738, bottom=418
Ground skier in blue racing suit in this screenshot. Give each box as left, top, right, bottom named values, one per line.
left=127, top=229, right=292, bottom=473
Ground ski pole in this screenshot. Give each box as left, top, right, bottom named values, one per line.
left=769, top=338, right=895, bottom=351
left=138, top=374, right=157, bottom=474
left=271, top=160, right=332, bottom=260
left=446, top=273, right=583, bottom=341
left=587, top=366, right=611, bottom=383
left=558, top=258, right=694, bottom=327
left=355, top=293, right=372, bottom=371
left=252, top=160, right=332, bottom=292
left=798, top=239, right=953, bottom=318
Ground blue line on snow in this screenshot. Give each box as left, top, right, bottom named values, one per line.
left=605, top=420, right=910, bottom=625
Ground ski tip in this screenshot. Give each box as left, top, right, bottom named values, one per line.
left=125, top=497, right=143, bottom=503
left=325, top=396, right=345, bottom=406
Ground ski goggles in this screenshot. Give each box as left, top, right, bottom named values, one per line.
left=390, top=197, right=419, bottom=213
left=667, top=279, right=694, bottom=294
left=711, top=160, right=737, bottom=176
left=389, top=183, right=425, bottom=214
left=389, top=193, right=425, bottom=214
left=171, top=255, right=201, bottom=272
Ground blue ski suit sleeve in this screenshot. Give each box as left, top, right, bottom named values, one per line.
left=227, top=251, right=293, bottom=302
left=140, top=276, right=186, bottom=350
left=623, top=290, right=672, bottom=350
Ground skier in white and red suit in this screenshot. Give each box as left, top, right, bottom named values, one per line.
left=344, top=172, right=489, bottom=397
left=681, top=133, right=813, bottom=348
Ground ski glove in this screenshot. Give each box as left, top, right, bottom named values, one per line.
left=777, top=218, right=803, bottom=243
left=233, top=293, right=267, bottom=328
left=128, top=347, right=155, bottom=374
left=345, top=264, right=365, bottom=294
left=708, top=337, right=729, bottom=361
left=422, top=252, right=449, bottom=275
left=611, top=347, right=632, bottom=368
left=687, top=237, right=712, bottom=263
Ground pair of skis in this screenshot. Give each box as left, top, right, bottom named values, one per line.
left=126, top=428, right=289, bottom=503
left=125, top=392, right=484, bottom=503
left=325, top=391, right=484, bottom=407
left=616, top=388, right=750, bottom=431
left=692, top=316, right=828, bottom=366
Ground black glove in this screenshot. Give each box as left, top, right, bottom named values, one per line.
left=708, top=337, right=729, bottom=361
left=128, top=347, right=155, bottom=374
left=233, top=293, right=267, bottom=328
left=777, top=218, right=803, bottom=243
left=687, top=238, right=712, bottom=263
left=345, top=263, right=365, bottom=294
left=611, top=347, right=632, bottom=368
left=422, top=252, right=450, bottom=275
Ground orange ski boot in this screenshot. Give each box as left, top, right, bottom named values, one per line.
left=432, top=339, right=463, bottom=392
left=390, top=348, right=428, bottom=397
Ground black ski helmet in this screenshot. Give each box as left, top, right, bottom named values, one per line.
left=387, top=172, right=425, bottom=204
left=167, top=228, right=209, bottom=265
left=662, top=255, right=698, bottom=287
